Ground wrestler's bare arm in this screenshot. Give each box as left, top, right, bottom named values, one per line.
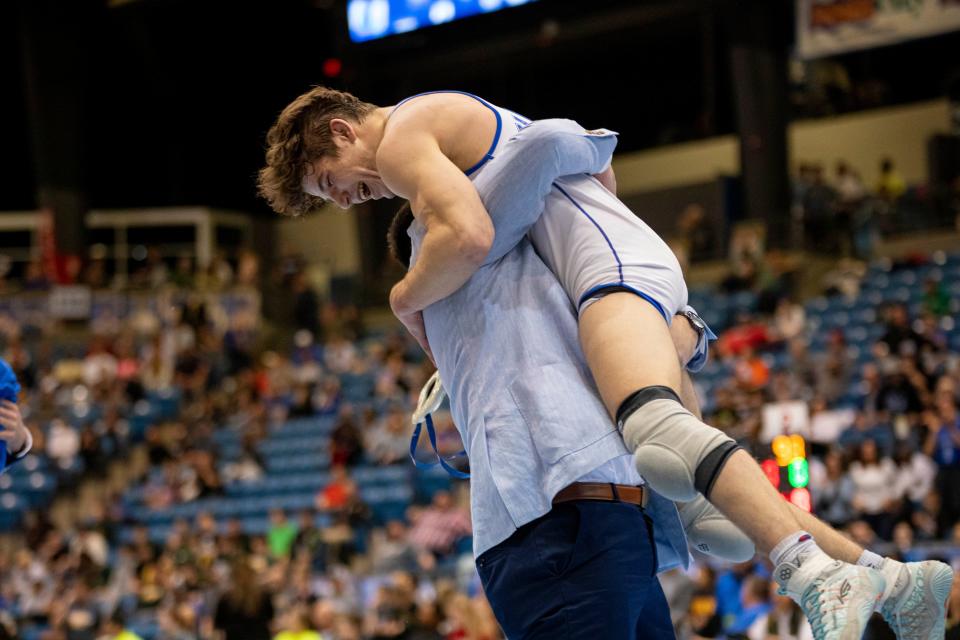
left=378, top=123, right=494, bottom=317
left=594, top=166, right=617, bottom=195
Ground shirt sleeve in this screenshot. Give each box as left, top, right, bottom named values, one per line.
left=1, top=429, right=32, bottom=471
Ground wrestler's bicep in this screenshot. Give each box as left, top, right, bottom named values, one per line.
left=378, top=132, right=492, bottom=248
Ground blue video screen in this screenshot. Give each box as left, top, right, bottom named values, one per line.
left=348, top=0, right=539, bottom=43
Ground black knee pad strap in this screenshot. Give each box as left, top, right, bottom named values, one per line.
left=615, top=385, right=682, bottom=432
left=695, top=441, right=741, bottom=498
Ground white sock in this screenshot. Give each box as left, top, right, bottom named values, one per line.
left=856, top=550, right=885, bottom=570
left=770, top=531, right=829, bottom=571
left=873, top=557, right=909, bottom=612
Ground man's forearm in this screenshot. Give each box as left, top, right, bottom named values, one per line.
left=390, top=221, right=490, bottom=314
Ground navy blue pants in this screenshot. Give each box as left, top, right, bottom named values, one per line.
left=476, top=500, right=676, bottom=639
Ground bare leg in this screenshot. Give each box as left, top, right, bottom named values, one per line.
left=579, top=293, right=682, bottom=413
left=704, top=450, right=811, bottom=554
left=668, top=317, right=866, bottom=562
left=788, top=503, right=864, bottom=564
left=580, top=293, right=807, bottom=553
left=671, top=314, right=867, bottom=562
left=678, top=371, right=702, bottom=420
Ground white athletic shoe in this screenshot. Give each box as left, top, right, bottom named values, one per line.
left=877, top=559, right=954, bottom=640
left=775, top=558, right=885, bottom=640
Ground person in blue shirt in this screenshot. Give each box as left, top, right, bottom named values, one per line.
left=925, top=392, right=960, bottom=537
left=0, top=358, right=31, bottom=472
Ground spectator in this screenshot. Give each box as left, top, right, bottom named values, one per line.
left=923, top=278, right=951, bottom=318
left=880, top=304, right=929, bottom=361
left=213, top=558, right=275, bottom=640
left=810, top=449, right=856, bottom=528
left=324, top=333, right=358, bottom=375
left=190, top=449, right=223, bottom=498
left=773, top=297, right=806, bottom=342
left=100, top=611, right=144, bottom=640
left=291, top=272, right=319, bottom=336
left=849, top=438, right=899, bottom=539
left=274, top=605, right=322, bottom=640
left=893, top=441, right=937, bottom=510
left=316, top=465, right=355, bottom=512
left=46, top=418, right=80, bottom=471
left=60, top=581, right=100, bottom=640
left=802, top=165, right=838, bottom=251
left=0, top=397, right=31, bottom=473
left=835, top=161, right=866, bottom=205
left=877, top=369, right=923, bottom=420
left=158, top=600, right=198, bottom=640
left=366, top=407, right=411, bottom=466
left=925, top=393, right=960, bottom=535
left=407, top=492, right=471, bottom=558
left=441, top=593, right=499, bottom=640
left=293, top=509, right=326, bottom=572
left=171, top=255, right=194, bottom=289
left=758, top=585, right=814, bottom=640
left=676, top=203, right=717, bottom=263
left=876, top=157, right=906, bottom=203
left=718, top=316, right=771, bottom=359
left=891, top=521, right=921, bottom=563
left=846, top=518, right=880, bottom=549
left=83, top=337, right=118, bottom=387
left=688, top=565, right=722, bottom=639
left=143, top=246, right=169, bottom=289
left=221, top=441, right=265, bottom=485
left=22, top=260, right=50, bottom=291
left=330, top=415, right=364, bottom=467
left=724, top=574, right=771, bottom=638
left=833, top=161, right=866, bottom=256
left=733, top=346, right=770, bottom=391
left=267, top=509, right=299, bottom=560
left=369, top=521, right=419, bottom=575
left=141, top=345, right=174, bottom=392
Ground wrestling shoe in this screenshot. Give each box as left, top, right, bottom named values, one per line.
left=775, top=557, right=885, bottom=640
left=877, top=559, right=953, bottom=640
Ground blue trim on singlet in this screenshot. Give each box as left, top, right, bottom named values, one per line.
left=390, top=90, right=502, bottom=177
left=553, top=185, right=670, bottom=323
left=578, top=283, right=670, bottom=323
left=554, top=184, right=624, bottom=283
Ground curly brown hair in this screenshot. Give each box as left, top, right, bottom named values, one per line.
left=257, top=86, right=378, bottom=216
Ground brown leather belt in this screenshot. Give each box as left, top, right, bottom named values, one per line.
left=552, top=482, right=648, bottom=508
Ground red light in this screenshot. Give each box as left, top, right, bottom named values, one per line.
left=789, top=488, right=812, bottom=512
left=323, top=58, right=343, bottom=78
left=761, top=459, right=780, bottom=488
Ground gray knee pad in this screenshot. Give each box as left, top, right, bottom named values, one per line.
left=677, top=494, right=755, bottom=562
left=618, top=387, right=739, bottom=502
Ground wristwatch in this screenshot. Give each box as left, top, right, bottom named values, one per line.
left=679, top=307, right=715, bottom=373
left=681, top=308, right=707, bottom=341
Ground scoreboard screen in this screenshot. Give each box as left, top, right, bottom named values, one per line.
left=348, top=0, right=539, bottom=43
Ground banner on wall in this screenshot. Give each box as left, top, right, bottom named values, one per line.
left=761, top=401, right=811, bottom=443
left=796, top=0, right=960, bottom=59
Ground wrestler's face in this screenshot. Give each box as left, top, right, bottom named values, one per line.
left=302, top=118, right=396, bottom=210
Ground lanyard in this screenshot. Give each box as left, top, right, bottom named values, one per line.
left=409, top=412, right=470, bottom=479
left=408, top=371, right=469, bottom=479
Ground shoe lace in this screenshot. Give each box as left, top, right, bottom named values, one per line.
left=800, top=583, right=830, bottom=640
left=800, top=577, right=845, bottom=640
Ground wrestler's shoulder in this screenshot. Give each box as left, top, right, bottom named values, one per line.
left=382, top=93, right=490, bottom=147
